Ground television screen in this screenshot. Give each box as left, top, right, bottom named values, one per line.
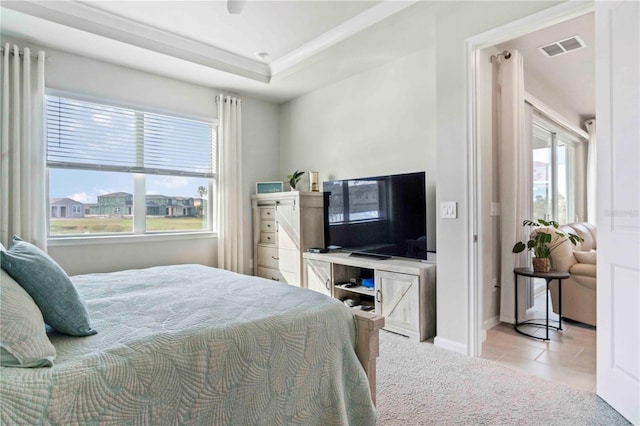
left=324, top=171, right=427, bottom=260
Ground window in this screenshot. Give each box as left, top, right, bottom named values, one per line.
left=47, top=95, right=216, bottom=236
left=532, top=117, right=578, bottom=224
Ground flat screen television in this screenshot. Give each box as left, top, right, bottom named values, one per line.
left=323, top=171, right=427, bottom=260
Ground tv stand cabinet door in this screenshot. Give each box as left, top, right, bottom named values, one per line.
left=304, top=259, right=332, bottom=297
left=375, top=271, right=420, bottom=340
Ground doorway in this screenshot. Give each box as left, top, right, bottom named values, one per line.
left=467, top=2, right=596, bottom=391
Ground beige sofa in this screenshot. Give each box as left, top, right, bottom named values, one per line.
left=542, top=222, right=597, bottom=326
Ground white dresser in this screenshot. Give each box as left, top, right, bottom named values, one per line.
left=251, top=191, right=325, bottom=286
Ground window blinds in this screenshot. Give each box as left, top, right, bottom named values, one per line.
left=46, top=96, right=216, bottom=178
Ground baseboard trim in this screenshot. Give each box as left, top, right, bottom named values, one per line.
left=481, top=316, right=500, bottom=342
left=433, top=337, right=467, bottom=355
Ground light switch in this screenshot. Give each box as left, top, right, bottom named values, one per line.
left=441, top=201, right=457, bottom=219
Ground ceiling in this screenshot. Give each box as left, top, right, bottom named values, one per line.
left=1, top=0, right=436, bottom=103
left=497, top=12, right=595, bottom=122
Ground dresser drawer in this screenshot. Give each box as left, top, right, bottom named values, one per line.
left=260, top=219, right=276, bottom=232
left=260, top=231, right=276, bottom=244
left=277, top=248, right=300, bottom=274
left=257, top=267, right=299, bottom=286
left=257, top=246, right=279, bottom=269
left=260, top=207, right=275, bottom=219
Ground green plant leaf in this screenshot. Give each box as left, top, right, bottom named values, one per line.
left=522, top=219, right=540, bottom=227
left=512, top=242, right=526, bottom=253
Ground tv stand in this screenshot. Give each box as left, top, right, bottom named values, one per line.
left=303, top=251, right=436, bottom=341
left=349, top=251, right=391, bottom=260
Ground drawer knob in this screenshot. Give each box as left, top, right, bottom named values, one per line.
left=271, top=277, right=280, bottom=281
left=272, top=256, right=280, bottom=260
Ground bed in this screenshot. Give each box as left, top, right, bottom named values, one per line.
left=0, top=264, right=383, bottom=425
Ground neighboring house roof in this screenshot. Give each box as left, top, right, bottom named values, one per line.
left=99, top=192, right=132, bottom=197
left=50, top=197, right=84, bottom=206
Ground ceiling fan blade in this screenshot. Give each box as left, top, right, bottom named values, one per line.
left=227, top=0, right=245, bottom=14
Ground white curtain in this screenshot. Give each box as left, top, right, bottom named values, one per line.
left=585, top=119, right=596, bottom=224
left=498, top=50, right=532, bottom=324
left=216, top=94, right=244, bottom=273
left=0, top=44, right=47, bottom=250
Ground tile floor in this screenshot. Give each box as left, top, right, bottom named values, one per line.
left=480, top=289, right=597, bottom=392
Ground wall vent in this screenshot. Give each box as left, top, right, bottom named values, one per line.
left=538, top=35, right=586, bottom=58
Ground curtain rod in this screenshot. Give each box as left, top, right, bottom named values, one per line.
left=0, top=46, right=52, bottom=62
left=490, top=50, right=511, bottom=63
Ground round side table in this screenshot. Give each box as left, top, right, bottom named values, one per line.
left=513, top=267, right=570, bottom=341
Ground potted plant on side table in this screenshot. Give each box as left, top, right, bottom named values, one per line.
left=512, top=219, right=584, bottom=272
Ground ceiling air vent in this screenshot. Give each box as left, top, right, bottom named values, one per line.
left=538, top=35, right=586, bottom=58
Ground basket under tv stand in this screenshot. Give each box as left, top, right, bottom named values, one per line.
left=303, top=251, right=436, bottom=341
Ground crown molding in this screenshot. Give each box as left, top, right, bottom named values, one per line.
left=2, top=0, right=420, bottom=84
left=270, top=0, right=418, bottom=75
left=1, top=0, right=271, bottom=82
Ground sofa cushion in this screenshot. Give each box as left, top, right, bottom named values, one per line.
left=574, top=250, right=597, bottom=264
left=566, top=223, right=597, bottom=251
left=570, top=262, right=597, bottom=278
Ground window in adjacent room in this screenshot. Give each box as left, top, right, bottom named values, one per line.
left=532, top=115, right=579, bottom=224
left=47, top=95, right=216, bottom=236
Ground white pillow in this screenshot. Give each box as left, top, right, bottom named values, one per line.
left=0, top=269, right=56, bottom=367
left=574, top=250, right=597, bottom=265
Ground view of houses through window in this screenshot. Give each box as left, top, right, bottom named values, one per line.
left=49, top=170, right=210, bottom=235
left=46, top=95, right=215, bottom=236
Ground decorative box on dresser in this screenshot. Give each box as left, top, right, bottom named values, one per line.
left=251, top=191, right=326, bottom=286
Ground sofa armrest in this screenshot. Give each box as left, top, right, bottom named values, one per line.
left=569, top=262, right=596, bottom=278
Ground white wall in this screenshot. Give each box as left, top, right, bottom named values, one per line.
left=5, top=37, right=280, bottom=275
left=525, top=71, right=583, bottom=127
left=434, top=0, right=560, bottom=351
left=279, top=44, right=438, bottom=252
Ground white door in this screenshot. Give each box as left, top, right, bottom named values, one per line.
left=595, top=1, right=640, bottom=424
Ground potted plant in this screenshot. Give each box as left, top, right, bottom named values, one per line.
left=287, top=170, right=305, bottom=191
left=512, top=219, right=583, bottom=272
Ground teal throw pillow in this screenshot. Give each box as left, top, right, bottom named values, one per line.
left=1, top=236, right=96, bottom=337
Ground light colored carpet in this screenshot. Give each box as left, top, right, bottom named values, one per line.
left=376, top=331, right=630, bottom=425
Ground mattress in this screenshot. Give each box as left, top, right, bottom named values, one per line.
left=0, top=264, right=376, bottom=425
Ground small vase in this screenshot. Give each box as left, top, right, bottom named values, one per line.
left=532, top=257, right=551, bottom=273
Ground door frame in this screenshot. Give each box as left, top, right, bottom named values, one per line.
left=465, top=1, right=594, bottom=357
